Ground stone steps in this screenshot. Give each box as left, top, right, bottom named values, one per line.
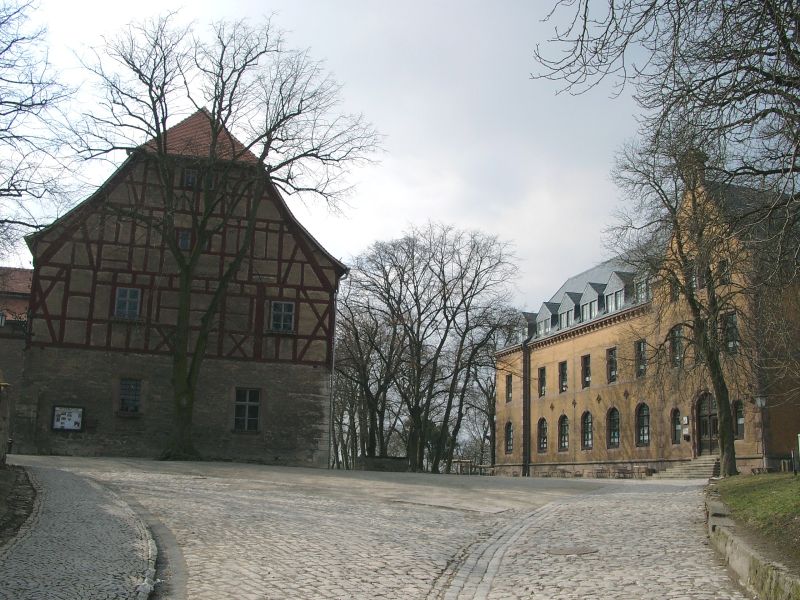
left=652, top=456, right=719, bottom=479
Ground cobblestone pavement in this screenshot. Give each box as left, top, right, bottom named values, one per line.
left=0, top=466, right=151, bottom=600
left=10, top=457, right=750, bottom=600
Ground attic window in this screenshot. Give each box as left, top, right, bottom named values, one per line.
left=182, top=168, right=199, bottom=188
left=176, top=228, right=192, bottom=251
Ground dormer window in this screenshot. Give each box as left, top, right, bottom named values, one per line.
left=606, top=290, right=624, bottom=312
left=558, top=311, right=573, bottom=329
left=635, top=279, right=651, bottom=303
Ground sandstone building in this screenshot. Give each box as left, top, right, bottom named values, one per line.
left=11, top=111, right=346, bottom=466
left=495, top=184, right=800, bottom=476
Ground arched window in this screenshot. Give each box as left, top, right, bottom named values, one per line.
left=558, top=415, right=569, bottom=451
left=733, top=401, right=744, bottom=439
left=671, top=409, right=681, bottom=445
left=581, top=411, right=593, bottom=450
left=537, top=418, right=548, bottom=453
left=636, top=403, right=650, bottom=446
left=607, top=407, right=620, bottom=448
left=504, top=422, right=513, bottom=454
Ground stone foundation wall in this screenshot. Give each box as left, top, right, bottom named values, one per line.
left=0, top=331, right=26, bottom=462
left=15, top=346, right=331, bottom=467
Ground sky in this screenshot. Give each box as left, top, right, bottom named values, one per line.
left=25, top=0, right=640, bottom=310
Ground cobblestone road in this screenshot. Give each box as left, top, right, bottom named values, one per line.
left=0, top=466, right=151, bottom=600
left=10, top=457, right=751, bottom=600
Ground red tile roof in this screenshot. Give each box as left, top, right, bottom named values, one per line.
left=142, top=109, right=259, bottom=163
left=0, top=267, right=32, bottom=295
left=0, top=267, right=32, bottom=319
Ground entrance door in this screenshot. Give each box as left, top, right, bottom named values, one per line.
left=697, top=394, right=719, bottom=455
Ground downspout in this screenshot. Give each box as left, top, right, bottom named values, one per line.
left=522, top=335, right=532, bottom=476
left=328, top=269, right=348, bottom=469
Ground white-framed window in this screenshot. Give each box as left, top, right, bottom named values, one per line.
left=234, top=388, right=260, bottom=432
left=589, top=299, right=598, bottom=318
left=580, top=303, right=589, bottom=322
left=270, top=301, right=295, bottom=332
left=114, top=287, right=141, bottom=320
left=119, top=378, right=142, bottom=414
left=635, top=279, right=651, bottom=303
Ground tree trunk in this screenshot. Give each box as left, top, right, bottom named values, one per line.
left=161, top=384, right=199, bottom=460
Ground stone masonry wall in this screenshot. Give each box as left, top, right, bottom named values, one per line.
left=15, top=346, right=331, bottom=467
left=0, top=331, right=25, bottom=462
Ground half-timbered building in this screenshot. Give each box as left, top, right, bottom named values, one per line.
left=13, top=111, right=346, bottom=466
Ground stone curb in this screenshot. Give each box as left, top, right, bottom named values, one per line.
left=94, top=480, right=159, bottom=600
left=705, top=487, right=800, bottom=600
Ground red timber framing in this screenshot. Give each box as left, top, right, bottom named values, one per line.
left=26, top=153, right=346, bottom=368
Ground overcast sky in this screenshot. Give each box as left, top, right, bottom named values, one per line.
left=28, top=0, right=640, bottom=309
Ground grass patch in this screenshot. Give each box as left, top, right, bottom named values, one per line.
left=717, top=473, right=800, bottom=565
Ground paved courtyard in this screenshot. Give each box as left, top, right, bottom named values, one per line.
left=6, top=456, right=750, bottom=599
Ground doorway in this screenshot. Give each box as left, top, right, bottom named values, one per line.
left=697, top=393, right=719, bottom=455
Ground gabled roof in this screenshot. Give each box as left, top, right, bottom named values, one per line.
left=536, top=302, right=560, bottom=320
left=558, top=292, right=582, bottom=313
left=579, top=282, right=606, bottom=305
left=548, top=257, right=630, bottom=303
left=143, top=109, right=259, bottom=164
left=604, top=271, right=634, bottom=294
left=26, top=110, right=347, bottom=277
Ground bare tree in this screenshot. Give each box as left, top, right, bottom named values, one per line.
left=608, top=123, right=783, bottom=476
left=74, top=15, right=380, bottom=458
left=0, top=0, right=73, bottom=256
left=336, top=224, right=519, bottom=472
left=535, top=0, right=800, bottom=268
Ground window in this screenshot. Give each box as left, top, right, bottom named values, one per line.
left=114, top=287, right=141, bottom=320
left=635, top=340, right=647, bottom=378
left=537, top=319, right=550, bottom=336
left=176, top=228, right=192, bottom=251
left=734, top=401, right=744, bottom=439
left=589, top=300, right=598, bottom=318
left=636, top=403, right=650, bottom=446
left=559, top=311, right=573, bottom=329
left=182, top=168, right=199, bottom=188
left=581, top=355, right=591, bottom=388
left=504, top=421, right=513, bottom=454
left=0, top=313, right=5, bottom=327
left=686, top=262, right=698, bottom=295
left=270, top=301, right=295, bottom=332
left=558, top=415, right=569, bottom=451
left=505, top=374, right=513, bottom=403
left=606, top=347, right=617, bottom=383
left=723, top=312, right=740, bottom=353
left=538, top=367, right=546, bottom=397
left=581, top=303, right=590, bottom=322
left=605, top=293, right=615, bottom=313
left=581, top=411, right=593, bottom=450
left=669, top=326, right=683, bottom=367
left=718, top=259, right=731, bottom=285
left=670, top=279, right=680, bottom=302
left=607, top=407, right=620, bottom=448
left=119, top=378, right=142, bottom=414
left=234, top=388, right=260, bottom=432
left=537, top=418, right=548, bottom=452
left=635, top=279, right=651, bottom=303
left=558, top=361, right=568, bottom=393
left=671, top=409, right=681, bottom=445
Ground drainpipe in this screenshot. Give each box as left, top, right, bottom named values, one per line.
left=521, top=336, right=532, bottom=477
